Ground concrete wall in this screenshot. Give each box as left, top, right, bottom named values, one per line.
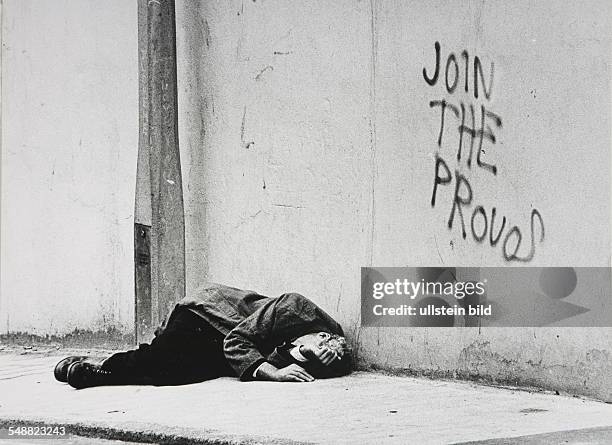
left=1, top=0, right=138, bottom=337
left=176, top=0, right=612, bottom=401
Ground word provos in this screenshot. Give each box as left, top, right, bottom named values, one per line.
left=431, top=155, right=545, bottom=262
left=423, top=41, right=545, bottom=262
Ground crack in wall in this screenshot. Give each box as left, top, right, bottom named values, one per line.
left=367, top=0, right=378, bottom=268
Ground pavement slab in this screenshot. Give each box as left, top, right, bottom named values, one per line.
left=1, top=351, right=612, bottom=444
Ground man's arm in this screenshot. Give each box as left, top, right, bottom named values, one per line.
left=224, top=293, right=344, bottom=381
left=222, top=297, right=278, bottom=380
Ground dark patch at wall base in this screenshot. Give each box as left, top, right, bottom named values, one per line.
left=358, top=353, right=612, bottom=404
left=0, top=328, right=135, bottom=350
left=358, top=362, right=562, bottom=398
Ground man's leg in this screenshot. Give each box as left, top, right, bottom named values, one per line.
left=68, top=306, right=232, bottom=388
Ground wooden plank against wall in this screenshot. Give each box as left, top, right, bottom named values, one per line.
left=135, top=0, right=185, bottom=343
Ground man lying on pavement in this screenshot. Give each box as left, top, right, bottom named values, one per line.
left=54, top=283, right=352, bottom=388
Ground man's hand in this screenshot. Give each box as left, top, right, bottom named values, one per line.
left=299, top=344, right=342, bottom=366
left=274, top=363, right=315, bottom=382
left=254, top=362, right=315, bottom=382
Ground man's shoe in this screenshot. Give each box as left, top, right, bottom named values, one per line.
left=66, top=362, right=116, bottom=389
left=54, top=356, right=88, bottom=382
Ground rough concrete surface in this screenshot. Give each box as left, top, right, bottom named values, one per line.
left=2, top=351, right=612, bottom=444
left=0, top=436, right=145, bottom=445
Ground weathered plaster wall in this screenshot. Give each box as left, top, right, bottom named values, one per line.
left=1, top=0, right=138, bottom=336
left=176, top=0, right=612, bottom=401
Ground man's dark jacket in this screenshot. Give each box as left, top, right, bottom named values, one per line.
left=166, top=283, right=350, bottom=381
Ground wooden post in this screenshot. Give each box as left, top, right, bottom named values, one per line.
left=135, top=0, right=185, bottom=343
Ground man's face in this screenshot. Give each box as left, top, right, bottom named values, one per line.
left=293, top=332, right=347, bottom=361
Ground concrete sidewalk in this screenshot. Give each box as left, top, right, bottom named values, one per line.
left=1, top=350, right=612, bottom=444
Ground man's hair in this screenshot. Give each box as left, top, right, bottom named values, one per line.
left=322, top=333, right=349, bottom=356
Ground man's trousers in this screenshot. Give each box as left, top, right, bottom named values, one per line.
left=101, top=306, right=234, bottom=385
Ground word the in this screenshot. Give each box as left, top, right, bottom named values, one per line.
left=429, top=99, right=502, bottom=175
